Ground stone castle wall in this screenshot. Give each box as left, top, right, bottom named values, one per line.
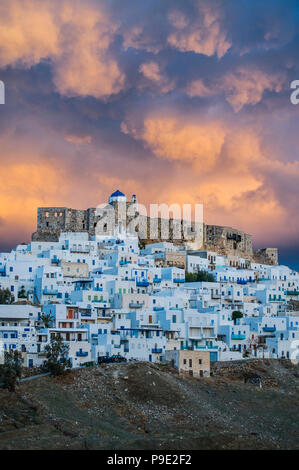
left=32, top=204, right=277, bottom=265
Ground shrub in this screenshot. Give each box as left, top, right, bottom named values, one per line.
left=185, top=270, right=215, bottom=283
left=0, top=350, right=22, bottom=391
left=43, top=334, right=71, bottom=375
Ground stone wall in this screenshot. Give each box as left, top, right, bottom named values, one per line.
left=254, top=248, right=278, bottom=266
left=32, top=204, right=276, bottom=264
left=204, top=224, right=253, bottom=257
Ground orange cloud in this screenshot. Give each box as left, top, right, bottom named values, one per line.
left=0, top=0, right=125, bottom=99
left=0, top=162, right=70, bottom=245
left=121, top=108, right=299, bottom=244
left=122, top=27, right=158, bottom=53
left=187, top=67, right=285, bottom=111
left=167, top=4, right=231, bottom=58
left=122, top=115, right=226, bottom=171
left=139, top=61, right=175, bottom=94
left=64, top=134, right=92, bottom=145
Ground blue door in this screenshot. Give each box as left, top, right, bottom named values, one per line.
left=210, top=352, right=218, bottom=361
left=28, top=359, right=33, bottom=368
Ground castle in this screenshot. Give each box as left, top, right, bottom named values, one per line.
left=32, top=190, right=278, bottom=265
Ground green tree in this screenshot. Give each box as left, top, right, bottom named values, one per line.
left=232, top=310, right=243, bottom=324
left=40, top=312, right=54, bottom=328
left=0, top=349, right=22, bottom=392
left=185, top=270, right=215, bottom=283
left=43, top=334, right=71, bottom=375
left=0, top=288, right=14, bottom=304
left=18, top=285, right=27, bottom=299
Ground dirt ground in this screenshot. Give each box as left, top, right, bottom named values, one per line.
left=0, top=359, right=298, bottom=450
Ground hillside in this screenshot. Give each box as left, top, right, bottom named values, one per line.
left=0, top=359, right=298, bottom=450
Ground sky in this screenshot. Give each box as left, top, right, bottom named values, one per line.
left=0, top=0, right=299, bottom=269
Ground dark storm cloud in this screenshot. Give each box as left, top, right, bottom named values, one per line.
left=0, top=0, right=298, bottom=261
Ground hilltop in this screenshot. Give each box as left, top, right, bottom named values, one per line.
left=0, top=359, right=298, bottom=450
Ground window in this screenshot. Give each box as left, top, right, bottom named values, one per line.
left=199, top=359, right=202, bottom=365
left=189, top=359, right=192, bottom=367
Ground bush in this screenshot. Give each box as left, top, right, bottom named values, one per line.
left=0, top=288, right=14, bottom=304
left=185, top=270, right=215, bottom=283
left=0, top=350, right=22, bottom=391
left=232, top=310, right=243, bottom=324
left=18, top=285, right=27, bottom=299
left=40, top=312, right=54, bottom=328
left=43, top=334, right=71, bottom=375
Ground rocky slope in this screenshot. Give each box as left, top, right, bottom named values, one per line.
left=0, top=359, right=298, bottom=450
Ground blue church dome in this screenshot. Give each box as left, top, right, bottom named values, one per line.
left=110, top=190, right=125, bottom=198
left=108, top=189, right=127, bottom=204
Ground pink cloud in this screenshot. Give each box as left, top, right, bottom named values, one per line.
left=0, top=0, right=125, bottom=99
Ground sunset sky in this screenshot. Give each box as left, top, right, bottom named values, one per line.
left=0, top=0, right=299, bottom=268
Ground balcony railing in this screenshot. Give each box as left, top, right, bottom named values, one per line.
left=43, top=288, right=58, bottom=295
left=76, top=351, right=88, bottom=357
left=231, top=334, right=246, bottom=340
left=152, top=348, right=163, bottom=354
left=129, top=302, right=144, bottom=308
left=173, top=278, right=185, bottom=283
left=136, top=280, right=149, bottom=287
left=262, top=326, right=276, bottom=332
left=70, top=248, right=90, bottom=253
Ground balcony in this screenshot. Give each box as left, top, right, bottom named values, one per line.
left=231, top=334, right=246, bottom=340
left=119, top=260, right=128, bottom=265
left=51, top=258, right=60, bottom=264
left=173, top=278, right=185, bottom=283
left=153, top=306, right=164, bottom=311
left=189, top=333, right=216, bottom=340
left=152, top=348, right=163, bottom=354
left=76, top=351, right=88, bottom=357
left=43, top=288, right=58, bottom=295
left=153, top=277, right=161, bottom=283
left=262, top=326, right=276, bottom=333
left=70, top=248, right=90, bottom=253
left=286, top=291, right=299, bottom=296
left=211, top=293, right=220, bottom=299
left=129, top=302, right=144, bottom=308
left=136, top=280, right=149, bottom=287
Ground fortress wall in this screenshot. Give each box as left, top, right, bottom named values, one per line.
left=32, top=205, right=276, bottom=264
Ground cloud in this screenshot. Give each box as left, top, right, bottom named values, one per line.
left=139, top=61, right=175, bottom=94
left=121, top=105, right=299, bottom=245
left=0, top=0, right=299, bottom=256
left=187, top=66, right=285, bottom=111
left=122, top=26, right=162, bottom=54
left=132, top=116, right=225, bottom=171
left=0, top=0, right=125, bottom=99
left=167, top=2, right=231, bottom=58
left=64, top=134, right=92, bottom=145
